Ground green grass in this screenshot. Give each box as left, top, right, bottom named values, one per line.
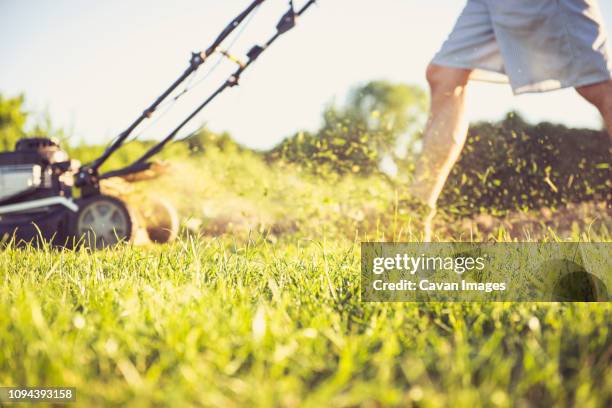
left=1, top=239, right=610, bottom=407
left=1, top=149, right=610, bottom=407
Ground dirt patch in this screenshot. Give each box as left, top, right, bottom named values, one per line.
left=451, top=201, right=611, bottom=239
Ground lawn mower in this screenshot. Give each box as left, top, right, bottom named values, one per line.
left=0, top=0, right=315, bottom=248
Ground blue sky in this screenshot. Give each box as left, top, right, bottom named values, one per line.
left=1, top=0, right=611, bottom=149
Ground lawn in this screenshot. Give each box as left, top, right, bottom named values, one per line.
left=1, top=150, right=610, bottom=407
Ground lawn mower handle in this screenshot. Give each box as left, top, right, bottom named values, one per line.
left=76, top=0, right=266, bottom=193
left=129, top=0, right=317, bottom=166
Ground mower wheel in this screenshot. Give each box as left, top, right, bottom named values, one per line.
left=142, top=197, right=179, bottom=243
left=74, top=195, right=133, bottom=248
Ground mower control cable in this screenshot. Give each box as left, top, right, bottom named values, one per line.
left=127, top=2, right=264, bottom=145
left=172, top=4, right=262, bottom=103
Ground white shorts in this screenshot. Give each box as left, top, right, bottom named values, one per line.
left=432, top=0, right=612, bottom=94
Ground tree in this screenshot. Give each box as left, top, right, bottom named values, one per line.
left=345, top=80, right=427, bottom=155
left=0, top=94, right=27, bottom=151
left=268, top=81, right=427, bottom=175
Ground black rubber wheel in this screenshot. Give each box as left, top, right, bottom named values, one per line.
left=73, top=195, right=133, bottom=249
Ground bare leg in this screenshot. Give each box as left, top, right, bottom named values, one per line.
left=410, top=64, right=472, bottom=208
left=405, top=64, right=472, bottom=240
left=576, top=80, right=612, bottom=142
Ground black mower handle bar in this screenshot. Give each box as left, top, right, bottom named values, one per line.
left=87, top=0, right=266, bottom=174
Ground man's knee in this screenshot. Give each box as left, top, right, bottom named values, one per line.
left=426, top=64, right=471, bottom=95
left=576, top=80, right=612, bottom=110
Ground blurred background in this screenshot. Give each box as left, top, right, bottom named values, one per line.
left=1, top=0, right=611, bottom=148
left=0, top=0, right=610, bottom=239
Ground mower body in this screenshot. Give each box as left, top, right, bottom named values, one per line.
left=0, top=137, right=177, bottom=248
left=0, top=138, right=79, bottom=244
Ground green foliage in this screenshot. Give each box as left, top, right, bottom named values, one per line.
left=346, top=80, right=427, bottom=152
left=182, top=127, right=243, bottom=155
left=65, top=128, right=237, bottom=172
left=441, top=112, right=612, bottom=215
left=268, top=81, right=427, bottom=175
left=0, top=94, right=27, bottom=150
left=0, top=94, right=70, bottom=150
